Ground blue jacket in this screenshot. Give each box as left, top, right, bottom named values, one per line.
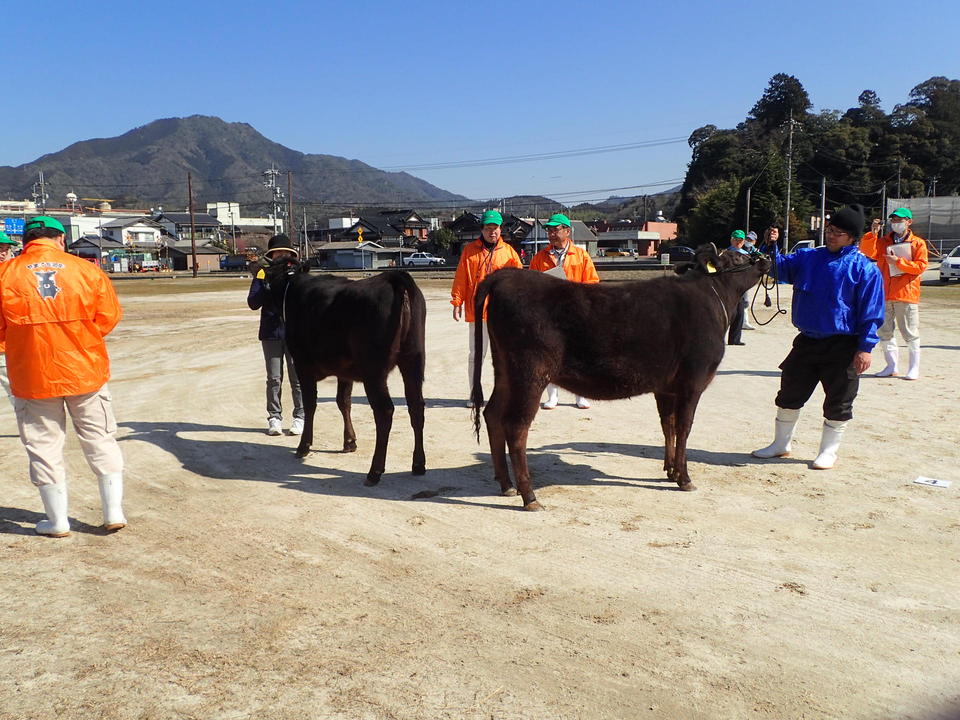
left=775, top=246, right=884, bottom=353
left=247, top=268, right=284, bottom=341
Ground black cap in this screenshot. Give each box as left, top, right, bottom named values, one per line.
left=829, top=204, right=865, bottom=239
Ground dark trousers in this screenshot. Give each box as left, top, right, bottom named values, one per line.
left=727, top=299, right=745, bottom=344
left=775, top=334, right=860, bottom=421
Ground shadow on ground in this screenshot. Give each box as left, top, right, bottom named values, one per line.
left=112, top=420, right=785, bottom=510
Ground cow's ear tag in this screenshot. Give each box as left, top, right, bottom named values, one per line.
left=705, top=262, right=717, bottom=274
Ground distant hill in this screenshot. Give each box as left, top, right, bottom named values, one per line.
left=568, top=186, right=681, bottom=222
left=0, top=115, right=468, bottom=211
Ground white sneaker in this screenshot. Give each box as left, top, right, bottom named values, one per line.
left=267, top=418, right=282, bottom=436
left=290, top=418, right=304, bottom=435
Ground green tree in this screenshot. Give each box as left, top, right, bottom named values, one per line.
left=749, top=73, right=813, bottom=131
left=428, top=226, right=457, bottom=251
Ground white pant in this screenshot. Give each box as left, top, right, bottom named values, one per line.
left=13, top=385, right=124, bottom=487
left=878, top=301, right=919, bottom=345
left=467, top=322, right=489, bottom=391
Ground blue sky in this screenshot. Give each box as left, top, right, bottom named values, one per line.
left=4, top=0, right=957, bottom=204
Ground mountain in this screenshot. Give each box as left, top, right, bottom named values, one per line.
left=0, top=115, right=468, bottom=211
left=568, top=185, right=682, bottom=222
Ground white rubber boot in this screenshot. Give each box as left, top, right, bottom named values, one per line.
left=36, top=483, right=70, bottom=537
left=904, top=340, right=920, bottom=380
left=875, top=341, right=899, bottom=377
left=812, top=420, right=848, bottom=470
left=752, top=408, right=801, bottom=458
left=541, top=384, right=559, bottom=410
left=575, top=396, right=591, bottom=409
left=98, top=473, right=127, bottom=531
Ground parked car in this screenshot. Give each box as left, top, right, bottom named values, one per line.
left=939, top=245, right=960, bottom=283
left=664, top=245, right=695, bottom=262
left=404, top=252, right=444, bottom=267
left=602, top=247, right=631, bottom=257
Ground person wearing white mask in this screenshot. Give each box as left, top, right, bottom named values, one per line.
left=864, top=208, right=928, bottom=380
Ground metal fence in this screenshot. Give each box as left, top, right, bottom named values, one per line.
left=885, top=196, right=960, bottom=254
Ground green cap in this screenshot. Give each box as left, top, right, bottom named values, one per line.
left=0, top=231, right=16, bottom=245
left=889, top=207, right=913, bottom=220
left=731, top=229, right=746, bottom=239
left=24, top=215, right=66, bottom=235
left=543, top=213, right=571, bottom=228
left=480, top=210, right=503, bottom=226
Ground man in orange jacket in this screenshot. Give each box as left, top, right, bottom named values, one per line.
left=530, top=213, right=599, bottom=409
left=859, top=217, right=882, bottom=262
left=0, top=216, right=126, bottom=537
left=451, top=210, right=522, bottom=406
left=864, top=207, right=928, bottom=379
left=0, top=230, right=18, bottom=402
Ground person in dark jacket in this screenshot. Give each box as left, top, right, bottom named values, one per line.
left=247, top=234, right=304, bottom=436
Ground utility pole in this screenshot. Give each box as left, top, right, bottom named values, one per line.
left=32, top=170, right=49, bottom=213
left=896, top=156, right=902, bottom=198
left=302, top=207, right=308, bottom=260
left=819, top=176, right=826, bottom=247
left=188, top=173, right=198, bottom=278
left=229, top=208, right=237, bottom=254
left=287, top=171, right=295, bottom=243
left=783, top=111, right=798, bottom=253
left=263, top=166, right=284, bottom=235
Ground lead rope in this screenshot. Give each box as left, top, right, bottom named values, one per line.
left=709, top=282, right=730, bottom=330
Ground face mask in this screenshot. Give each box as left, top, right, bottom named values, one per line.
left=744, top=242, right=755, bottom=251
left=891, top=222, right=907, bottom=235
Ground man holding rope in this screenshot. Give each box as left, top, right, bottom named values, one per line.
left=752, top=205, right=884, bottom=470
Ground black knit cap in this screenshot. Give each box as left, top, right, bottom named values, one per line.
left=829, top=204, right=865, bottom=239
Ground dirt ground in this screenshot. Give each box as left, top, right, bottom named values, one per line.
left=1, top=270, right=958, bottom=720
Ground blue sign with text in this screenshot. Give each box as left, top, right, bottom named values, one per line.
left=4, top=218, right=25, bottom=235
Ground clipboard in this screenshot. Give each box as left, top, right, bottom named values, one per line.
left=542, top=265, right=567, bottom=280
left=887, top=242, right=912, bottom=277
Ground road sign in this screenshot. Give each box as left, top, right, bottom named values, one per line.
left=4, top=218, right=25, bottom=235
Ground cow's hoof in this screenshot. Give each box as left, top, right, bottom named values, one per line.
left=678, top=481, right=696, bottom=491
left=343, top=442, right=357, bottom=453
left=364, top=475, right=382, bottom=487
left=295, top=447, right=310, bottom=458
left=501, top=487, right=518, bottom=497
left=522, top=501, right=544, bottom=511
left=412, top=464, right=426, bottom=476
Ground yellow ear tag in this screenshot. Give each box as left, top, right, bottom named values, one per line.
left=706, top=262, right=717, bottom=274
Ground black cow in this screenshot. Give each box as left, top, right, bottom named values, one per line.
left=264, top=260, right=426, bottom=485
left=471, top=244, right=771, bottom=510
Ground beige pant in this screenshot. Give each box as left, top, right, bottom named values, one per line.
left=13, top=385, right=124, bottom=487
left=878, top=301, right=920, bottom=345
left=0, top=353, right=10, bottom=402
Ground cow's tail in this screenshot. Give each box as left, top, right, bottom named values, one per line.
left=471, top=279, right=491, bottom=442
left=389, top=272, right=426, bottom=385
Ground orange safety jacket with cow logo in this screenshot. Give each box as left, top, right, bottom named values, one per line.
left=450, top=238, right=522, bottom=322
left=0, top=238, right=122, bottom=399
left=865, top=231, right=929, bottom=304
left=530, top=243, right=600, bottom=284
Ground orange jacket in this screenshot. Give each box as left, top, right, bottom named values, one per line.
left=530, top=243, right=600, bottom=284
left=858, top=231, right=879, bottom=260
left=450, top=238, right=522, bottom=321
left=0, top=238, right=122, bottom=399
left=866, top=231, right=928, bottom=304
